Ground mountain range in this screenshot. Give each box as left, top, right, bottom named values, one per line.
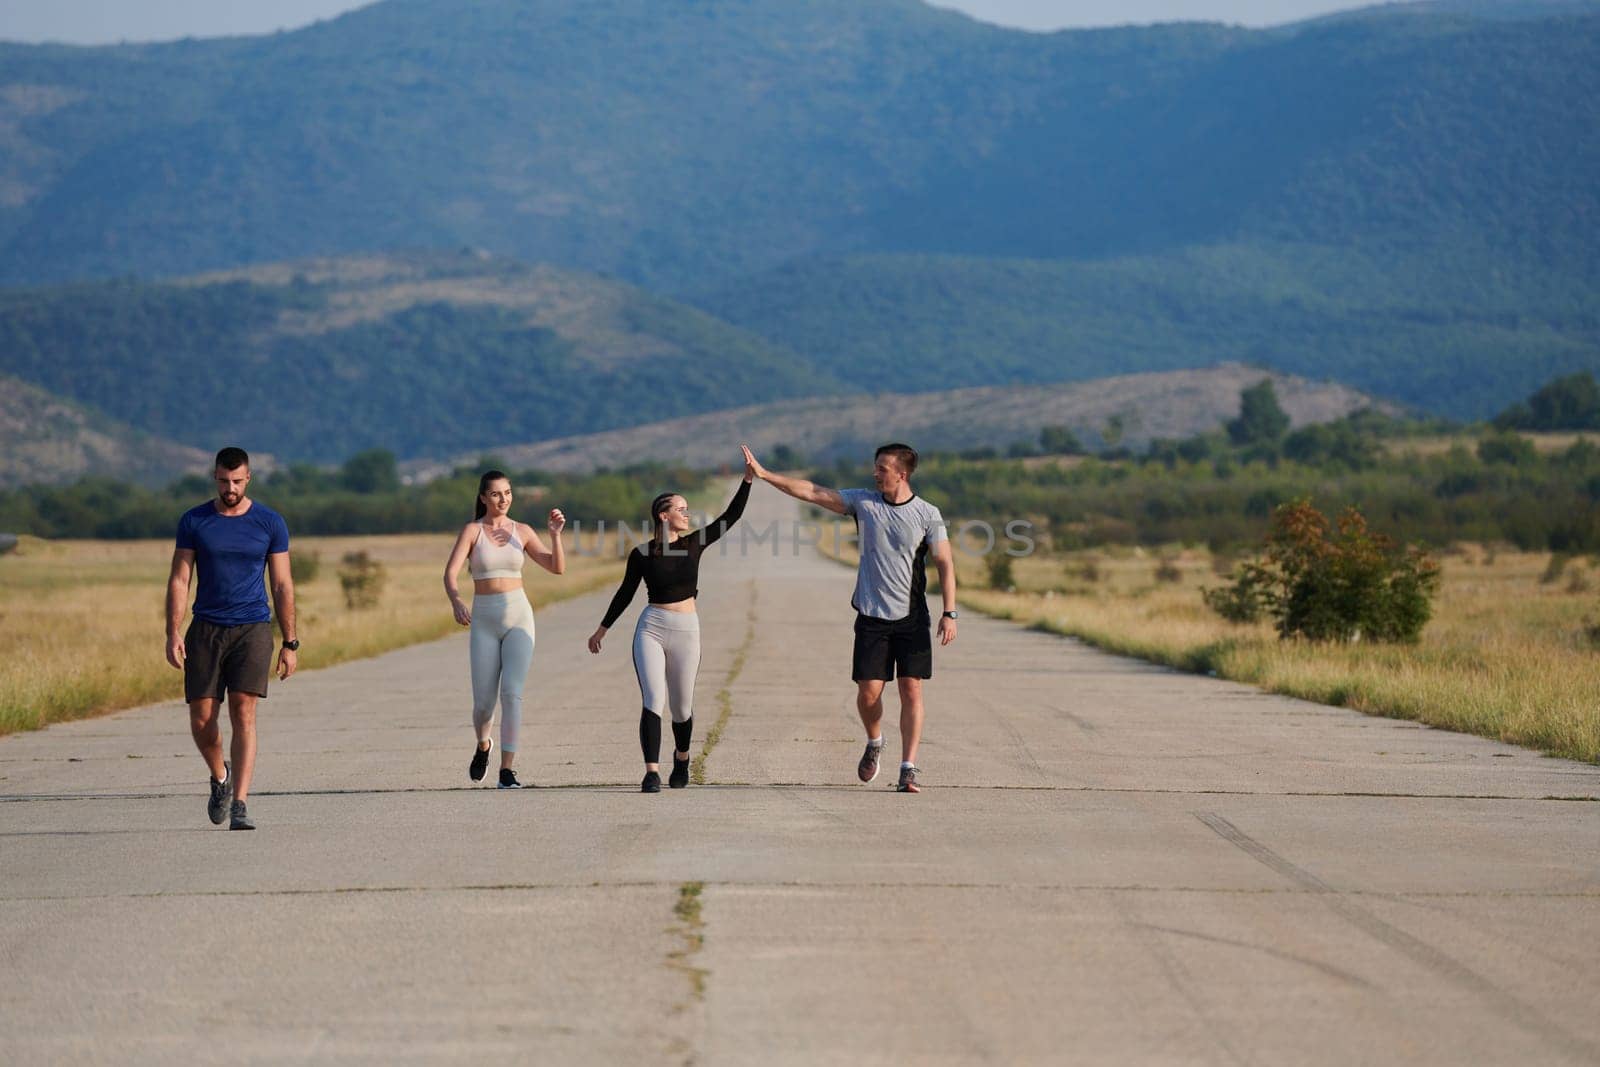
left=413, top=362, right=1388, bottom=478
left=0, top=0, right=1596, bottom=467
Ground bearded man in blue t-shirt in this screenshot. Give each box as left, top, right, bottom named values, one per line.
left=164, top=447, right=298, bottom=830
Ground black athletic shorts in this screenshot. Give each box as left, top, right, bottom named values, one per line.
left=184, top=619, right=274, bottom=703
left=851, top=612, right=932, bottom=682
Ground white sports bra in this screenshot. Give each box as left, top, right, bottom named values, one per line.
left=469, top=522, right=526, bottom=580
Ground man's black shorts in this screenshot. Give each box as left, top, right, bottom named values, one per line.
left=184, top=619, right=274, bottom=703
left=851, top=612, right=932, bottom=682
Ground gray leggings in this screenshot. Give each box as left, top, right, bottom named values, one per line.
left=470, top=591, right=536, bottom=752
left=632, top=606, right=701, bottom=722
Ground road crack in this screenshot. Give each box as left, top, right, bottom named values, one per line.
left=691, top=580, right=757, bottom=785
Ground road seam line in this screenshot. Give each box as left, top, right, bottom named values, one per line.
left=690, top=580, right=757, bottom=785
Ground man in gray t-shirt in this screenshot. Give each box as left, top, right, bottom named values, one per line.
left=743, top=442, right=958, bottom=794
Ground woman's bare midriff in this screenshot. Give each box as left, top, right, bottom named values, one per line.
left=650, top=597, right=696, bottom=613
left=473, top=577, right=525, bottom=596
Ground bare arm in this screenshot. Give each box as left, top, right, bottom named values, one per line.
left=165, top=548, right=195, bottom=670
left=521, top=509, right=567, bottom=575
left=932, top=539, right=958, bottom=647
left=741, top=444, right=847, bottom=515
left=267, top=551, right=298, bottom=680
left=443, top=523, right=478, bottom=626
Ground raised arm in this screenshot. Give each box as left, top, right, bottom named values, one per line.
left=521, top=508, right=567, bottom=575
left=165, top=548, right=195, bottom=670
left=741, top=444, right=846, bottom=515
left=696, top=476, right=753, bottom=548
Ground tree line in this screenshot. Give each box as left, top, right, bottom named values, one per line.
left=0, top=456, right=709, bottom=542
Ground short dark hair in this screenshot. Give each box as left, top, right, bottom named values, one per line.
left=214, top=446, right=250, bottom=471
left=874, top=442, right=918, bottom=475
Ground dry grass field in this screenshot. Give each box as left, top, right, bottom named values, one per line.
left=0, top=530, right=623, bottom=735
left=1382, top=430, right=1600, bottom=458
left=825, top=532, right=1600, bottom=765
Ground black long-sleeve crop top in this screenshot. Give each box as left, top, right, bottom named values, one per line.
left=599, top=479, right=752, bottom=628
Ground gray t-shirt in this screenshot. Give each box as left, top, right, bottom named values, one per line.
left=840, top=489, right=948, bottom=621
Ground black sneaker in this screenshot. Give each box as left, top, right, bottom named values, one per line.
left=228, top=799, right=255, bottom=830
left=498, top=767, right=522, bottom=789
left=896, top=765, right=921, bottom=794
left=641, top=770, right=661, bottom=793
left=669, top=754, right=691, bottom=789
left=858, top=741, right=883, bottom=783
left=469, top=739, right=493, bottom=782
left=208, top=761, right=232, bottom=825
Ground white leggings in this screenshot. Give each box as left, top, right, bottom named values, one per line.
left=632, top=607, right=701, bottom=723
left=470, top=591, right=536, bottom=752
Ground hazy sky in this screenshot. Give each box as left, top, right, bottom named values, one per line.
left=0, top=0, right=1379, bottom=45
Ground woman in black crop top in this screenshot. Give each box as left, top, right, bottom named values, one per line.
left=587, top=460, right=754, bottom=793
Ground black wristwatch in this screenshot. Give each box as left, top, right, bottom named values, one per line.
left=942, top=611, right=960, bottom=620
left=282, top=639, right=300, bottom=652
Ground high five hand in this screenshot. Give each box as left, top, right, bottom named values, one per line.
left=740, top=444, right=767, bottom=482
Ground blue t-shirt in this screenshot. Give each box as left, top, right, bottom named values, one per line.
left=175, top=501, right=290, bottom=625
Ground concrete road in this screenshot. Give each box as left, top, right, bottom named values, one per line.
left=3, top=489, right=1598, bottom=1065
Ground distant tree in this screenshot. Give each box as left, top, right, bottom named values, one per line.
left=1040, top=425, right=1085, bottom=455
left=769, top=443, right=806, bottom=469
left=340, top=449, right=400, bottom=494
left=1494, top=371, right=1600, bottom=431
left=986, top=551, right=1015, bottom=590
left=1227, top=379, right=1290, bottom=446
left=1283, top=419, right=1381, bottom=470
left=168, top=473, right=213, bottom=497
left=1204, top=500, right=1440, bottom=643
left=1476, top=430, right=1537, bottom=466
left=337, top=550, right=387, bottom=609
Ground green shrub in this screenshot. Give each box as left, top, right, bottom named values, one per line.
left=1064, top=554, right=1101, bottom=584
left=1477, top=430, right=1537, bottom=466
left=1568, top=567, right=1593, bottom=595
left=290, top=550, right=321, bottom=584
left=1202, top=563, right=1270, bottom=623
left=986, top=552, right=1015, bottom=591
left=1204, top=500, right=1440, bottom=643
left=337, top=551, right=386, bottom=609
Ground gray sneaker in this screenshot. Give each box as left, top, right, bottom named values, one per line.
left=208, top=762, right=232, bottom=825
left=896, top=765, right=921, bottom=794
left=228, top=799, right=255, bottom=830
left=858, top=741, right=883, bottom=783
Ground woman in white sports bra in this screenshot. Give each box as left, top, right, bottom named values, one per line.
left=443, top=470, right=566, bottom=788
